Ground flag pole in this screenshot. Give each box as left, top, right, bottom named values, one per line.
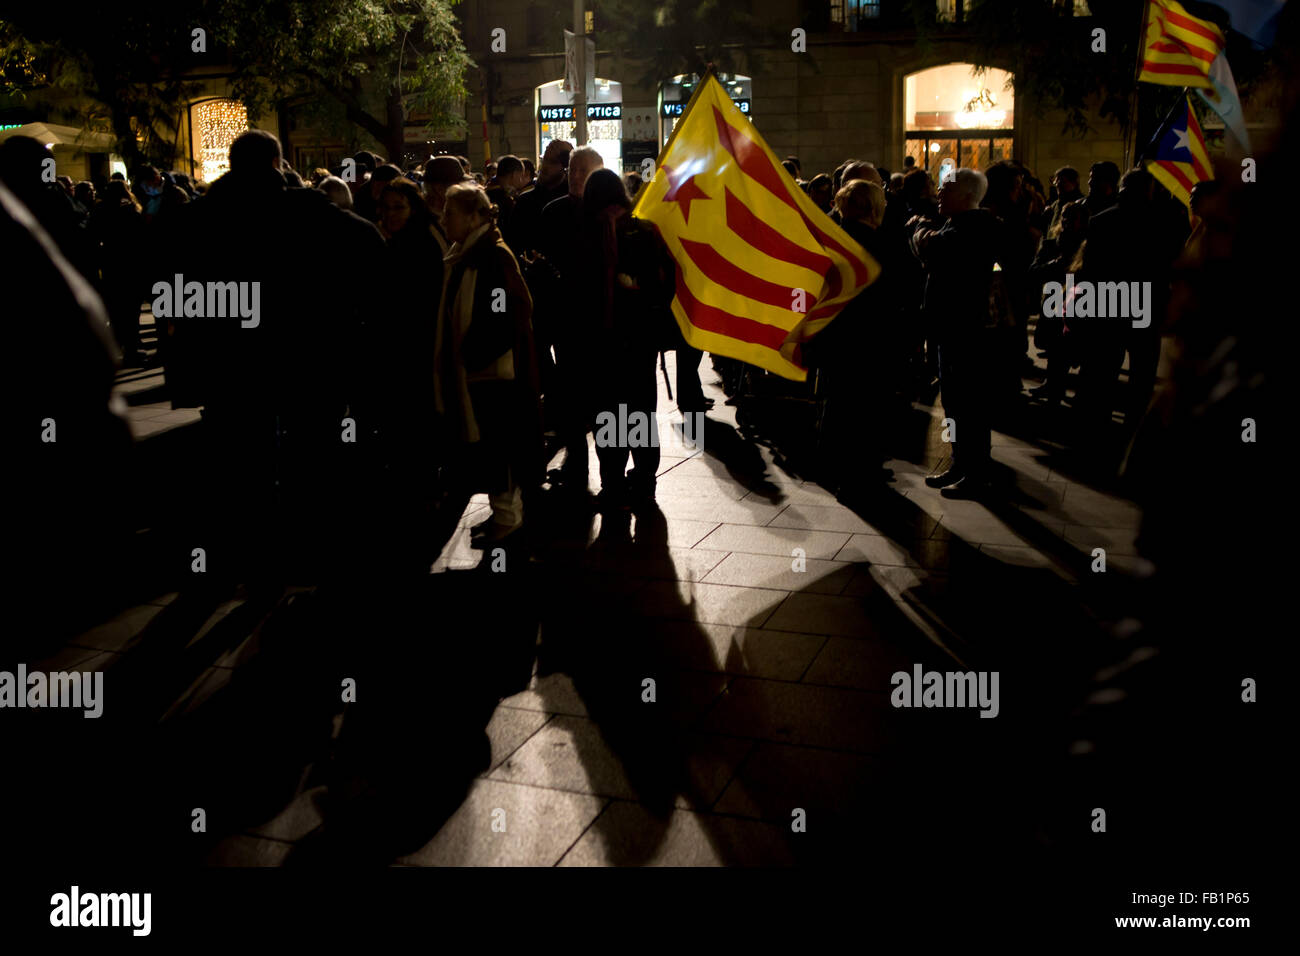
left=1126, top=0, right=1151, bottom=170
left=1138, top=87, right=1190, bottom=165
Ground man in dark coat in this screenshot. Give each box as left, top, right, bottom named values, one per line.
left=155, top=130, right=389, bottom=582
left=539, top=145, right=604, bottom=490
left=912, top=167, right=1007, bottom=499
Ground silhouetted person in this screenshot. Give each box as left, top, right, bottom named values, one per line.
left=156, top=129, right=386, bottom=583
left=912, top=167, right=1006, bottom=499
left=579, top=168, right=675, bottom=509
left=0, top=136, right=95, bottom=281
left=90, top=180, right=149, bottom=365
left=432, top=183, right=543, bottom=547
left=541, top=145, right=604, bottom=491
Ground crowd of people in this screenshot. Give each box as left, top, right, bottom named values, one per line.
left=4, top=127, right=1204, bottom=580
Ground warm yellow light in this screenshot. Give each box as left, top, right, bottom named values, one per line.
left=195, top=100, right=248, bottom=182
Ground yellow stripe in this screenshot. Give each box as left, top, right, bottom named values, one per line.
left=1146, top=162, right=1193, bottom=208
left=672, top=300, right=807, bottom=381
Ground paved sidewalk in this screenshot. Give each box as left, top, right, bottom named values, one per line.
left=55, top=351, right=1149, bottom=866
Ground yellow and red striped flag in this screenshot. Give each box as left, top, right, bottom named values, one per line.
left=1143, top=94, right=1213, bottom=207
left=632, top=74, right=879, bottom=381
left=1139, top=0, right=1227, bottom=88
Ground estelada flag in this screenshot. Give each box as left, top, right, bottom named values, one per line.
left=1139, top=0, right=1227, bottom=89
left=1143, top=93, right=1213, bottom=207
left=632, top=73, right=878, bottom=381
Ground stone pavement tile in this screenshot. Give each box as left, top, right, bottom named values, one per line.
left=647, top=669, right=731, bottom=729
left=762, top=592, right=880, bottom=639
left=205, top=834, right=292, bottom=866
left=1062, top=524, right=1140, bottom=557
left=654, top=474, right=752, bottom=501
left=557, top=800, right=794, bottom=866
left=802, top=636, right=917, bottom=692
left=631, top=580, right=788, bottom=628
left=485, top=707, right=551, bottom=773
left=644, top=620, right=826, bottom=681
left=838, top=564, right=932, bottom=600
left=130, top=418, right=191, bottom=440
left=1011, top=478, right=1069, bottom=514
left=586, top=546, right=728, bottom=583
left=490, top=714, right=638, bottom=799
left=655, top=516, right=721, bottom=549
left=162, top=665, right=235, bottom=721
left=666, top=454, right=801, bottom=486
left=182, top=599, right=245, bottom=652
left=836, top=535, right=953, bottom=571
left=1104, top=553, right=1157, bottom=577
left=978, top=543, right=1065, bottom=571
left=679, top=734, right=757, bottom=811
left=1057, top=484, right=1143, bottom=529
left=70, top=603, right=165, bottom=653
left=900, top=487, right=990, bottom=522
left=991, top=445, right=1053, bottom=482
left=655, top=454, right=694, bottom=478
left=399, top=778, right=605, bottom=866
left=695, top=523, right=850, bottom=560
left=931, top=512, right=1066, bottom=548
left=834, top=533, right=921, bottom=567
left=767, top=503, right=886, bottom=535
left=701, top=552, right=855, bottom=594
left=740, top=482, right=840, bottom=507
left=432, top=526, right=482, bottom=573
left=712, top=742, right=881, bottom=822
left=655, top=495, right=786, bottom=525
left=28, top=642, right=115, bottom=674
left=697, top=678, right=897, bottom=753
left=247, top=786, right=326, bottom=843
left=500, top=671, right=589, bottom=717
left=487, top=714, right=748, bottom=812
left=148, top=409, right=203, bottom=424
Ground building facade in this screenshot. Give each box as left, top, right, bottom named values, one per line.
left=452, top=0, right=1131, bottom=183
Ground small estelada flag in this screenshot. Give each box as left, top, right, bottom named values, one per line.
left=1139, top=0, right=1227, bottom=89
left=632, top=73, right=878, bottom=381
left=1143, top=93, right=1214, bottom=208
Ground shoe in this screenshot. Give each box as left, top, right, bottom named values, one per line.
left=924, top=466, right=964, bottom=489
left=940, top=475, right=990, bottom=499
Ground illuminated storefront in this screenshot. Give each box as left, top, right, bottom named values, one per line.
left=191, top=99, right=248, bottom=182
left=536, top=78, right=623, bottom=174
left=904, top=64, right=1014, bottom=181
left=659, top=74, right=752, bottom=147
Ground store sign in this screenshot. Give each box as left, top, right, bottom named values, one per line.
left=662, top=98, right=750, bottom=117
left=539, top=103, right=623, bottom=122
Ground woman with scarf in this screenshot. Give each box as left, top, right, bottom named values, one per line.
left=578, top=168, right=676, bottom=511
left=432, top=183, right=543, bottom=547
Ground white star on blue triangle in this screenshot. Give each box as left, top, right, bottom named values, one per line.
left=1159, top=121, right=1192, bottom=160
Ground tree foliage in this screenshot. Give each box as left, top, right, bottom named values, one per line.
left=599, top=0, right=779, bottom=88
left=0, top=0, right=473, bottom=170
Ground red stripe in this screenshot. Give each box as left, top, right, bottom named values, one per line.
left=1149, top=40, right=1216, bottom=63
left=805, top=262, right=845, bottom=323
left=1154, top=160, right=1196, bottom=195
left=1185, top=110, right=1211, bottom=181
left=1142, top=60, right=1208, bottom=76
left=724, top=189, right=833, bottom=275
left=679, top=237, right=801, bottom=310
left=674, top=268, right=789, bottom=352
left=711, top=105, right=871, bottom=286
left=1164, top=6, right=1224, bottom=47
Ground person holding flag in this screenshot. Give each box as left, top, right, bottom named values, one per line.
left=632, top=69, right=879, bottom=384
